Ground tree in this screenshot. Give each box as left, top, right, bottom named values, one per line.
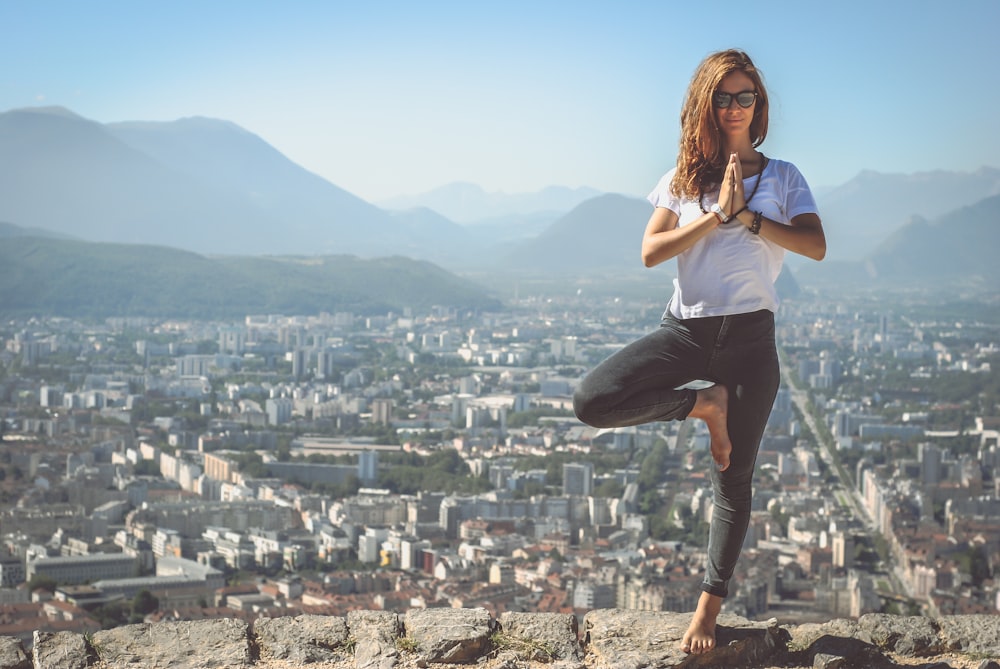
left=132, top=589, right=159, bottom=615
left=26, top=574, right=57, bottom=594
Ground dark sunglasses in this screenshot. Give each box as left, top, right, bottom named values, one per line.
left=713, top=90, right=758, bottom=109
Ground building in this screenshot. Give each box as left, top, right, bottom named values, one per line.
left=27, top=554, right=139, bottom=585
left=563, top=462, right=594, bottom=497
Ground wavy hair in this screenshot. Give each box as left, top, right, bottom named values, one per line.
left=670, top=49, right=769, bottom=200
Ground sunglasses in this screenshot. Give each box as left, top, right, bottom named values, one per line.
left=713, top=90, right=758, bottom=109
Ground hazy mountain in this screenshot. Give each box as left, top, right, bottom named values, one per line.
left=793, top=192, right=1000, bottom=289
left=106, top=116, right=401, bottom=255
left=0, top=230, right=501, bottom=319
left=816, top=167, right=1000, bottom=261
left=387, top=207, right=478, bottom=268
left=0, top=220, right=74, bottom=240
left=0, top=107, right=406, bottom=256
left=0, top=107, right=273, bottom=253
left=377, top=182, right=603, bottom=224
left=864, top=193, right=1000, bottom=281
left=500, top=194, right=652, bottom=273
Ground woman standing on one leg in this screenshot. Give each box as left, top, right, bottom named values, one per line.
left=573, top=49, right=826, bottom=655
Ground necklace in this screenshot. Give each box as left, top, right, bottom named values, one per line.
left=699, top=154, right=768, bottom=214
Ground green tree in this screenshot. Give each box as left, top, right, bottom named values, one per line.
left=132, top=589, right=159, bottom=615
left=26, top=574, right=57, bottom=594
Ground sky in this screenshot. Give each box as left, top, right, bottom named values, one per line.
left=3, top=0, right=999, bottom=203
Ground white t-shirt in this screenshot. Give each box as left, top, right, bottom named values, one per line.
left=647, top=158, right=817, bottom=319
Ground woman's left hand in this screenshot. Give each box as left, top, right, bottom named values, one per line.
left=719, top=153, right=745, bottom=217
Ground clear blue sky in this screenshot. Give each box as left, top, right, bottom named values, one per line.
left=3, top=0, right=997, bottom=202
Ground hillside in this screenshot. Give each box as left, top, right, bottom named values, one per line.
left=0, top=234, right=501, bottom=319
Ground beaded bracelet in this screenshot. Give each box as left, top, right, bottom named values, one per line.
left=750, top=211, right=763, bottom=235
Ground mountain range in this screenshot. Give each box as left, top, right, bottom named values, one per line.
left=1, top=105, right=998, bottom=311
left=0, top=226, right=500, bottom=319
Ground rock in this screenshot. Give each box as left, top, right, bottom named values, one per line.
left=856, top=613, right=941, bottom=656
left=976, top=660, right=1000, bottom=669
left=938, top=615, right=1000, bottom=657
left=0, top=637, right=30, bottom=669
left=254, top=614, right=351, bottom=663
left=497, top=611, right=582, bottom=662
left=90, top=619, right=250, bottom=668
left=797, top=635, right=894, bottom=669
left=404, top=607, right=493, bottom=664
left=583, top=608, right=784, bottom=669
left=31, top=631, right=89, bottom=669
left=348, top=609, right=402, bottom=669
left=812, top=653, right=845, bottom=669
left=787, top=619, right=861, bottom=651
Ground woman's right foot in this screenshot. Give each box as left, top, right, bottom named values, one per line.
left=690, top=384, right=731, bottom=471
left=681, top=592, right=723, bottom=654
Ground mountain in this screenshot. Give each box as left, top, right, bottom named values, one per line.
left=0, top=220, right=74, bottom=240
left=0, top=107, right=406, bottom=256
left=793, top=193, right=1000, bottom=289
left=106, top=116, right=401, bottom=255
left=377, top=182, right=603, bottom=224
left=864, top=193, right=1000, bottom=281
left=815, top=167, right=1000, bottom=261
left=0, top=231, right=501, bottom=319
left=0, top=107, right=272, bottom=253
left=498, top=194, right=652, bottom=274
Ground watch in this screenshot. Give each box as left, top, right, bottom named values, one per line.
left=710, top=203, right=730, bottom=224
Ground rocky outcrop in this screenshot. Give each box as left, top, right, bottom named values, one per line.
left=5, top=610, right=999, bottom=669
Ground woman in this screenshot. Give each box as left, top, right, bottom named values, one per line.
left=573, top=49, right=825, bottom=655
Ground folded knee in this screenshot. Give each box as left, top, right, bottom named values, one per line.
left=573, top=388, right=606, bottom=427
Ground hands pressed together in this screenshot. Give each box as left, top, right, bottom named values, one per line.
left=717, top=152, right=750, bottom=228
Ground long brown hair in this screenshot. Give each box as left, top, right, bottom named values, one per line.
left=671, top=49, right=769, bottom=200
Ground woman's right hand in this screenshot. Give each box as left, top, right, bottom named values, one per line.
left=717, top=152, right=743, bottom=216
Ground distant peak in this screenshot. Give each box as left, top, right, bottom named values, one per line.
left=6, top=105, right=84, bottom=120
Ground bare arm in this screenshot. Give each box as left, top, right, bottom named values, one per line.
left=732, top=209, right=827, bottom=260
left=726, top=154, right=826, bottom=260
left=640, top=206, right=722, bottom=267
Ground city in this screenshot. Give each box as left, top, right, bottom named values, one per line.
left=0, top=285, right=997, bottom=647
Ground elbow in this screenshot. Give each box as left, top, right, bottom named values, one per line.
left=641, top=249, right=659, bottom=268
left=812, top=236, right=828, bottom=261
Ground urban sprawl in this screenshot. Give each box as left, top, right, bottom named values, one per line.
left=0, top=288, right=997, bottom=645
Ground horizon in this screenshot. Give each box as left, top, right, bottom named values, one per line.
left=3, top=1, right=999, bottom=202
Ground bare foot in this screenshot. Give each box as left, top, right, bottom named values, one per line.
left=681, top=592, right=723, bottom=654
left=689, top=384, right=731, bottom=471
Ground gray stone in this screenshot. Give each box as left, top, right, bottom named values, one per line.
left=404, top=607, right=493, bottom=664
left=798, top=634, right=894, bottom=669
left=977, top=660, right=1000, bottom=669
left=498, top=611, right=582, bottom=662
left=786, top=619, right=861, bottom=651
left=254, top=614, right=350, bottom=663
left=583, top=608, right=783, bottom=669
left=31, top=631, right=88, bottom=669
left=0, top=637, right=30, bottom=669
left=856, top=613, right=941, bottom=656
left=90, top=619, right=250, bottom=668
left=938, top=615, right=1000, bottom=657
left=348, top=609, right=402, bottom=669
left=583, top=609, right=689, bottom=669
left=812, top=653, right=845, bottom=669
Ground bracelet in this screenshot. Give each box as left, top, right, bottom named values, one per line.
left=709, top=203, right=729, bottom=225
left=749, top=211, right=763, bottom=235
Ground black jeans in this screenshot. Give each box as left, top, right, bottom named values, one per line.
left=573, top=309, right=779, bottom=597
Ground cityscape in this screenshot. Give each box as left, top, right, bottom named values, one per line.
left=0, top=284, right=997, bottom=647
